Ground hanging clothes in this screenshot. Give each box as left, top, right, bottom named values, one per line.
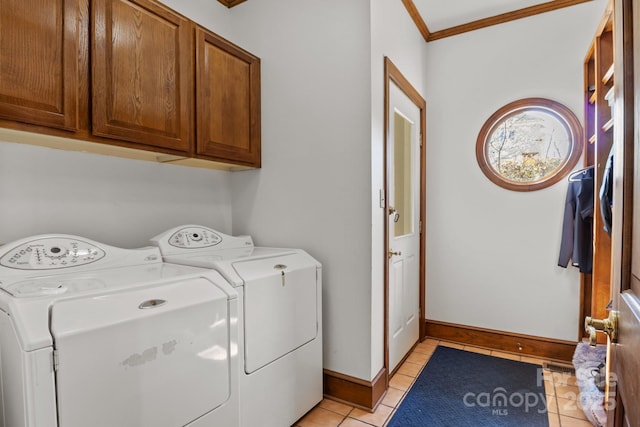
left=599, top=146, right=614, bottom=236
left=558, top=167, right=594, bottom=273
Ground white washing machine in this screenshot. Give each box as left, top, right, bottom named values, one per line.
left=0, top=234, right=239, bottom=427
left=150, top=225, right=322, bottom=427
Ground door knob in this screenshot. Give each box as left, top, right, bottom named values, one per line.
left=585, top=311, right=619, bottom=346
left=388, top=206, right=397, bottom=215
left=388, top=250, right=402, bottom=259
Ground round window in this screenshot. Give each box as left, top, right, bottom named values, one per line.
left=476, top=98, right=583, bottom=191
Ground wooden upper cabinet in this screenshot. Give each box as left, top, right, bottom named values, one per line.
left=91, top=0, right=193, bottom=153
left=0, top=0, right=80, bottom=131
left=0, top=0, right=261, bottom=168
left=196, top=27, right=261, bottom=167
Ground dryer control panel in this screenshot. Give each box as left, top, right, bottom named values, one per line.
left=168, top=227, right=223, bottom=249
left=152, top=225, right=254, bottom=254
left=0, top=237, right=106, bottom=270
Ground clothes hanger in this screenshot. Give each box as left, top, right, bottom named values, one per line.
left=568, top=165, right=595, bottom=182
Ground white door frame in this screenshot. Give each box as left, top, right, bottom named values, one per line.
left=383, top=56, right=426, bottom=377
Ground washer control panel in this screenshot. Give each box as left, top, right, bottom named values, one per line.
left=0, top=237, right=106, bottom=270
left=168, top=227, right=223, bottom=249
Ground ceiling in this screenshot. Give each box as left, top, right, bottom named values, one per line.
left=402, top=0, right=594, bottom=42
left=219, top=0, right=594, bottom=42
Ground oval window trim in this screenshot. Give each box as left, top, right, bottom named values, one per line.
left=475, top=98, right=583, bottom=192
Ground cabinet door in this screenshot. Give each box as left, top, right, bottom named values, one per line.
left=196, top=27, right=261, bottom=167
left=92, top=0, right=192, bottom=153
left=0, top=0, right=80, bottom=131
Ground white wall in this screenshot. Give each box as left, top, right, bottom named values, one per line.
left=225, top=0, right=375, bottom=380
left=226, top=0, right=430, bottom=382
left=0, top=141, right=232, bottom=247
left=423, top=0, right=609, bottom=341
left=0, top=0, right=236, bottom=248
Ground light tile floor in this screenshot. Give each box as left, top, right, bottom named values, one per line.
left=295, top=339, right=595, bottom=427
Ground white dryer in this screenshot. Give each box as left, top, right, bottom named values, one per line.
left=150, top=225, right=322, bottom=427
left=0, top=234, right=239, bottom=427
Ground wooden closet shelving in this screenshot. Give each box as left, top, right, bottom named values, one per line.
left=580, top=1, right=614, bottom=343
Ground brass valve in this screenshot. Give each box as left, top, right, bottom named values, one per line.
left=585, top=311, right=619, bottom=346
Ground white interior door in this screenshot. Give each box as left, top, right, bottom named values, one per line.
left=387, top=81, right=421, bottom=373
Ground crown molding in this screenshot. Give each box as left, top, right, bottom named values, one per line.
left=403, top=0, right=593, bottom=42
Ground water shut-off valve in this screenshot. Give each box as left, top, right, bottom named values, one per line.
left=584, top=311, right=619, bottom=346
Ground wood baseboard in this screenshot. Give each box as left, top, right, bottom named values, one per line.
left=425, top=320, right=577, bottom=362
left=323, top=321, right=576, bottom=410
left=323, top=367, right=387, bottom=412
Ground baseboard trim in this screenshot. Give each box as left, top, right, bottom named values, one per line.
left=425, top=320, right=577, bottom=362
left=323, top=367, right=387, bottom=412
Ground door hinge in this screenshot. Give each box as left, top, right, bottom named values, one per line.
left=53, top=350, right=59, bottom=372
left=419, top=220, right=422, bottom=233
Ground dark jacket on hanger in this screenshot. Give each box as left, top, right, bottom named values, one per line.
left=558, top=167, right=594, bottom=273
left=599, top=147, right=614, bottom=236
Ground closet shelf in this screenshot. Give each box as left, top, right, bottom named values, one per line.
left=605, top=87, right=615, bottom=107
left=602, top=64, right=614, bottom=84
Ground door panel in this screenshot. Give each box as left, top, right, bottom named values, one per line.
left=390, top=260, right=404, bottom=339
left=611, top=279, right=640, bottom=427
left=610, top=56, right=640, bottom=422
left=607, top=0, right=640, bottom=425
left=387, top=81, right=420, bottom=373
left=615, top=290, right=640, bottom=426
left=0, top=0, right=79, bottom=130
left=195, top=27, right=261, bottom=166
left=233, top=254, right=317, bottom=374
left=92, top=0, right=192, bottom=152
left=51, top=279, right=231, bottom=427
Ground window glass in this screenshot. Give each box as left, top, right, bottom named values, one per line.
left=394, top=111, right=413, bottom=236
left=476, top=98, right=583, bottom=191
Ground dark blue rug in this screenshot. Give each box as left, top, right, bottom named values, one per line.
left=387, top=346, right=549, bottom=426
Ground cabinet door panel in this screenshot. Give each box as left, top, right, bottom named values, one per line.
left=0, top=0, right=79, bottom=130
left=92, top=0, right=192, bottom=153
left=196, top=28, right=260, bottom=166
